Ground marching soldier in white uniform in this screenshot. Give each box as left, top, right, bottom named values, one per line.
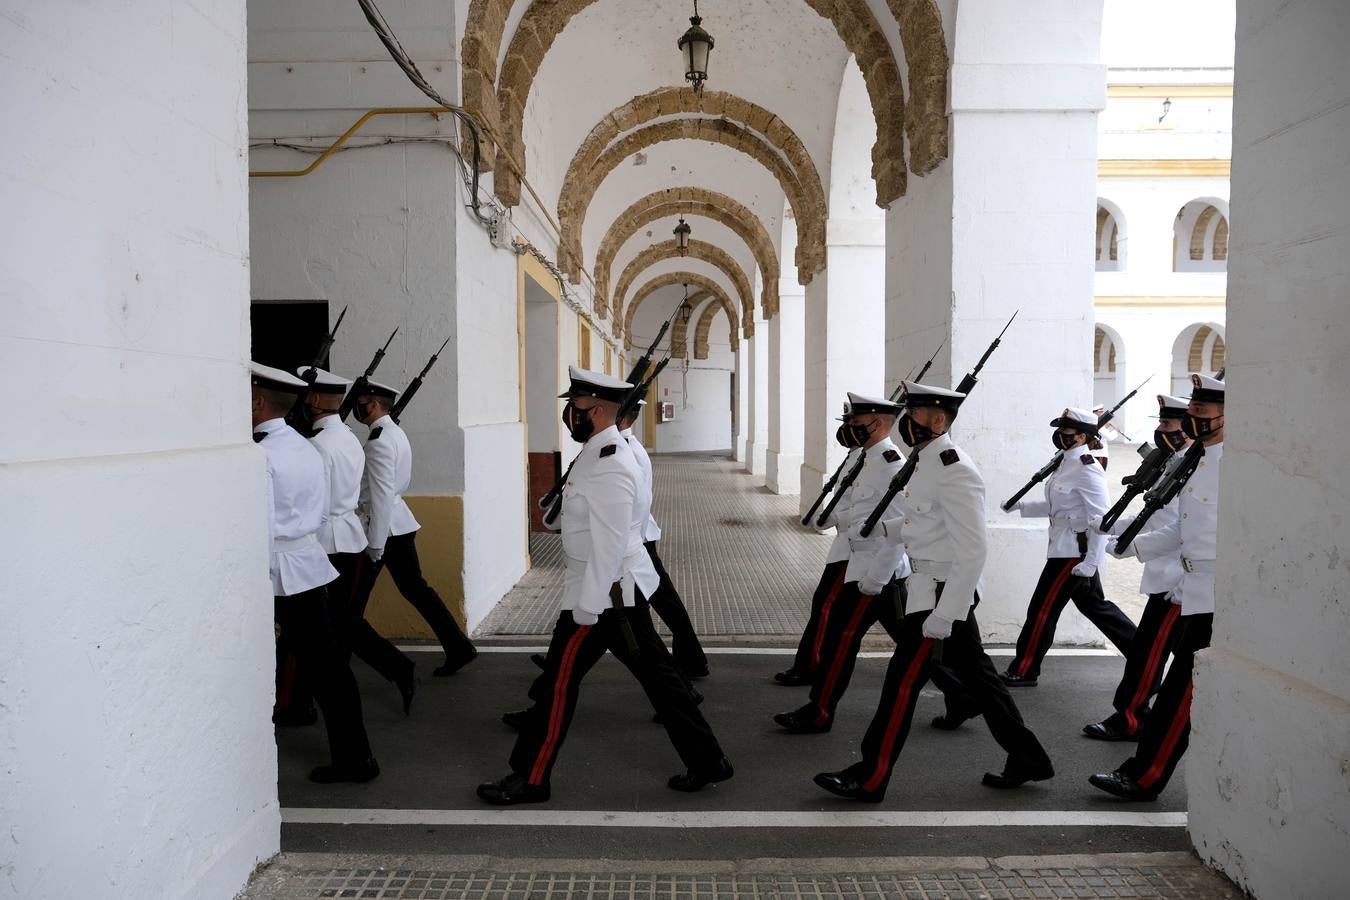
left=478, top=368, right=731, bottom=805
left=1091, top=373, right=1224, bottom=800
left=303, top=369, right=417, bottom=716
left=773, top=393, right=910, bottom=734
left=349, top=381, right=477, bottom=678
left=251, top=363, right=378, bottom=783
left=1002, top=407, right=1136, bottom=685
left=775, top=402, right=864, bottom=688
left=618, top=398, right=711, bottom=679
left=1082, top=395, right=1192, bottom=741
left=813, top=382, right=1053, bottom=801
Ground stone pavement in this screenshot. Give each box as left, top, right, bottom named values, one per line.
left=243, top=852, right=1240, bottom=899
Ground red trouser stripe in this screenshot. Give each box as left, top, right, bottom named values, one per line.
left=811, top=568, right=848, bottom=669
left=813, top=593, right=873, bottom=725
left=1014, top=560, right=1079, bottom=676
left=1123, top=603, right=1181, bottom=732
left=862, top=638, right=935, bottom=793
left=1137, top=679, right=1193, bottom=789
left=529, top=625, right=589, bottom=786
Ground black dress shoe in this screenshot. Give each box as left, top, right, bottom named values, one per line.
left=668, top=757, right=734, bottom=792
left=309, top=757, right=380, bottom=784
left=812, top=770, right=885, bottom=803
left=434, top=647, right=478, bottom=677
left=530, top=653, right=548, bottom=671
left=396, top=665, right=417, bottom=716
left=1082, top=719, right=1138, bottom=742
left=501, top=709, right=530, bottom=730
left=1000, top=672, right=1038, bottom=687
left=982, top=758, right=1055, bottom=789
left=773, top=668, right=812, bottom=687
left=477, top=773, right=551, bottom=805
left=1089, top=770, right=1159, bottom=801
left=773, top=708, right=831, bottom=734
left=272, top=705, right=318, bottom=727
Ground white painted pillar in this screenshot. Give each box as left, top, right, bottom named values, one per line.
left=1190, top=3, right=1350, bottom=895
left=743, top=312, right=769, bottom=476
left=799, top=220, right=886, bottom=516
left=885, top=0, right=1106, bottom=642
left=766, top=283, right=805, bottom=494
left=733, top=337, right=749, bottom=462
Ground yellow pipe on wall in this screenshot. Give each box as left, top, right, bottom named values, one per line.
left=249, top=107, right=450, bottom=178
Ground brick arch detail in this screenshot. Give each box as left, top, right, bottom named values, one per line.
left=468, top=2, right=948, bottom=207
left=595, top=188, right=780, bottom=321
left=625, top=272, right=743, bottom=348
left=670, top=290, right=713, bottom=359
left=559, top=118, right=827, bottom=290
left=693, top=301, right=733, bottom=360
left=614, top=239, right=753, bottom=335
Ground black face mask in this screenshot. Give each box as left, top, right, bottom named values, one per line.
left=1153, top=429, right=1187, bottom=452
left=562, top=401, right=596, bottom=443
left=839, top=421, right=871, bottom=449
left=1052, top=430, right=1082, bottom=451
left=1181, top=413, right=1221, bottom=440
left=355, top=401, right=373, bottom=423
left=897, top=414, right=934, bottom=448
left=834, top=424, right=851, bottom=448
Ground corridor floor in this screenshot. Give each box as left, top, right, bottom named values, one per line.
left=252, top=453, right=1234, bottom=900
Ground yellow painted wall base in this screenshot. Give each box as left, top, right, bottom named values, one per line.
left=363, top=494, right=467, bottom=640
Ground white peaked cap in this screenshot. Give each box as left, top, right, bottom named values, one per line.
left=295, top=366, right=353, bottom=394
left=250, top=362, right=307, bottom=393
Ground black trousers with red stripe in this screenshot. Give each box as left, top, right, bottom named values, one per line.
left=350, top=532, right=475, bottom=668
left=1008, top=556, right=1136, bottom=679
left=343, top=551, right=416, bottom=684
left=644, top=541, right=709, bottom=676
left=789, top=561, right=849, bottom=675
left=509, top=603, right=726, bottom=788
left=1102, top=592, right=1184, bottom=734
left=274, top=585, right=374, bottom=766
left=804, top=580, right=905, bottom=727
left=1117, top=612, right=1212, bottom=794
left=845, top=603, right=1050, bottom=799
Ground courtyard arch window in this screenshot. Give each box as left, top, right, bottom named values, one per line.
left=1174, top=199, right=1229, bottom=272
left=1096, top=200, right=1126, bottom=272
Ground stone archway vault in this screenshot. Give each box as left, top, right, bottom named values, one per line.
left=614, top=238, right=754, bottom=332
left=624, top=271, right=743, bottom=346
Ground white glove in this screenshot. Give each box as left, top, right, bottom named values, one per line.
left=366, top=546, right=384, bottom=562
left=1005, top=500, right=1023, bottom=513
left=1087, top=515, right=1105, bottom=533
left=1166, top=591, right=1182, bottom=606
left=1107, top=538, right=1135, bottom=560
left=857, top=579, right=886, bottom=597
left=922, top=614, right=953, bottom=640
left=848, top=520, right=868, bottom=540
left=571, top=608, right=599, bottom=626
left=1072, top=562, right=1097, bottom=578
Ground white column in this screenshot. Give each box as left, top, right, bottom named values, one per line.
left=766, top=283, right=805, bottom=494
left=1190, top=2, right=1350, bottom=896
left=743, top=313, right=769, bottom=475
left=733, top=338, right=749, bottom=462
left=885, top=0, right=1106, bottom=642
left=799, top=220, right=887, bottom=516
left=2, top=3, right=277, bottom=898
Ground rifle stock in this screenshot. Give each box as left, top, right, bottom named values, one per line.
left=390, top=335, right=449, bottom=422
left=1115, top=439, right=1206, bottom=551
left=1100, top=444, right=1172, bottom=531
left=802, top=455, right=850, bottom=526
left=339, top=327, right=399, bottom=422
left=1001, top=453, right=1064, bottom=512
left=814, top=451, right=866, bottom=528
left=286, top=305, right=348, bottom=430
left=859, top=452, right=918, bottom=538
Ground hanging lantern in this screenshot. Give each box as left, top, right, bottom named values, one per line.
left=678, top=0, right=714, bottom=94
left=678, top=283, right=693, bottom=324
left=673, top=217, right=691, bottom=256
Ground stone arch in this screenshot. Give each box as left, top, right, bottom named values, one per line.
left=558, top=117, right=827, bottom=288
left=614, top=239, right=754, bottom=333
left=1171, top=322, right=1226, bottom=395
left=1096, top=197, right=1126, bottom=272
left=1093, top=323, right=1125, bottom=409
left=670, top=290, right=713, bottom=359
left=470, top=2, right=951, bottom=206
left=624, top=272, right=741, bottom=347
left=595, top=188, right=780, bottom=320
left=1173, top=197, right=1230, bottom=272
left=693, top=302, right=734, bottom=360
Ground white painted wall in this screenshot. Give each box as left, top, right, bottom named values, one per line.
left=745, top=324, right=770, bottom=475
left=1190, top=2, right=1350, bottom=895
left=0, top=2, right=277, bottom=898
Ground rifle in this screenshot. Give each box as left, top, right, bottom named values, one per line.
left=1100, top=442, right=1172, bottom=532
left=339, top=327, right=398, bottom=421
left=813, top=450, right=867, bottom=528
left=1115, top=438, right=1206, bottom=552
left=1111, top=367, right=1223, bottom=546
left=954, top=311, right=1017, bottom=397
left=390, top=335, right=450, bottom=422
left=1000, top=376, right=1151, bottom=512
left=802, top=453, right=852, bottom=527
left=886, top=339, right=944, bottom=403
left=286, top=305, right=347, bottom=429
left=858, top=325, right=1016, bottom=538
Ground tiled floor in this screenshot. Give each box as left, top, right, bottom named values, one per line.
left=243, top=855, right=1241, bottom=899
